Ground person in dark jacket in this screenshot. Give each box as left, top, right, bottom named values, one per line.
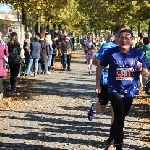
left=50, top=38, right=57, bottom=69
left=23, top=33, right=31, bottom=74
left=7, top=32, right=21, bottom=92
left=71, top=37, right=75, bottom=50
left=60, top=34, right=72, bottom=71
left=39, top=32, right=50, bottom=75
left=26, top=35, right=41, bottom=76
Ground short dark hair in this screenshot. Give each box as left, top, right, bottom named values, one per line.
left=119, top=29, right=133, bottom=38
left=25, top=33, right=29, bottom=39
left=107, top=34, right=114, bottom=40
left=143, top=37, right=150, bottom=45
left=114, top=23, right=129, bottom=33
left=11, top=32, right=17, bottom=37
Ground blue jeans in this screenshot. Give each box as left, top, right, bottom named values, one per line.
left=26, top=58, right=39, bottom=76
left=62, top=54, right=71, bottom=69
left=24, top=54, right=30, bottom=74
left=77, top=44, right=80, bottom=50
left=47, top=55, right=52, bottom=67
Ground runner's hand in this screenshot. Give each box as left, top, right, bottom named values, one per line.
left=92, top=58, right=99, bottom=66
left=95, top=84, right=101, bottom=93
left=135, top=61, right=142, bottom=71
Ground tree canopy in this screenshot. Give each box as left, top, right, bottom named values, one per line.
left=0, top=0, right=149, bottom=33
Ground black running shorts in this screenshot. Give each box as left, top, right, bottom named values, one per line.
left=98, top=84, right=109, bottom=105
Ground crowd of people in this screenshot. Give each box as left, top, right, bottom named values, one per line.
left=0, top=31, right=74, bottom=95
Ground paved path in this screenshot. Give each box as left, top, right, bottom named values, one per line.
left=0, top=50, right=150, bottom=150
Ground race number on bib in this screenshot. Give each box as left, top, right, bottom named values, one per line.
left=116, top=68, right=133, bottom=80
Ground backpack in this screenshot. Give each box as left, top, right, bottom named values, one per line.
left=8, top=44, right=21, bottom=65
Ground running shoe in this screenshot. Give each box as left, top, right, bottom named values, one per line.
left=104, top=139, right=114, bottom=150
left=11, top=88, right=17, bottom=93
left=88, top=102, right=96, bottom=121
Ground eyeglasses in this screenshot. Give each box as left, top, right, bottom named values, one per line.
left=119, top=29, right=133, bottom=37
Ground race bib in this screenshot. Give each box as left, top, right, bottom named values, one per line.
left=116, top=68, right=133, bottom=80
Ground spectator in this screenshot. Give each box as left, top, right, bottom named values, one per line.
left=98, top=35, right=105, bottom=47
left=76, top=35, right=80, bottom=50
left=0, top=32, right=9, bottom=100
left=45, top=35, right=53, bottom=72
left=142, top=37, right=150, bottom=90
left=7, top=32, right=21, bottom=92
left=71, top=37, right=75, bottom=50
left=60, top=34, right=72, bottom=71
left=50, top=37, right=57, bottom=69
left=39, top=32, right=50, bottom=75
left=23, top=33, right=31, bottom=75
left=26, top=35, right=41, bottom=76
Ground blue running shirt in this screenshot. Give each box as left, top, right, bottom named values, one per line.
left=95, top=41, right=116, bottom=85
left=100, top=46, right=148, bottom=97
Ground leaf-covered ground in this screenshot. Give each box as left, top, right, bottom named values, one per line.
left=1, top=55, right=62, bottom=110
left=132, top=92, right=150, bottom=143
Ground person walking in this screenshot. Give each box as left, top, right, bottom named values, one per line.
left=0, top=32, right=9, bottom=100
left=60, top=34, right=72, bottom=71
left=76, top=35, right=80, bottom=50
left=50, top=37, right=57, bottom=69
left=71, top=37, right=75, bottom=50
left=45, top=35, right=53, bottom=72
left=39, top=32, right=50, bottom=75
left=26, top=35, right=41, bottom=76
left=7, top=32, right=21, bottom=92
left=96, top=29, right=149, bottom=150
left=23, top=33, right=31, bottom=75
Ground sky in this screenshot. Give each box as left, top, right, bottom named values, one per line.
left=0, top=4, right=12, bottom=12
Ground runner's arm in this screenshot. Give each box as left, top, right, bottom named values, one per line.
left=95, top=65, right=103, bottom=93
left=136, top=60, right=149, bottom=78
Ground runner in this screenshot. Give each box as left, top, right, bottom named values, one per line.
left=85, top=48, right=94, bottom=74
left=88, top=23, right=128, bottom=122
left=88, top=23, right=129, bottom=150
left=97, top=29, right=149, bottom=150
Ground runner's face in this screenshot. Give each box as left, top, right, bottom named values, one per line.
left=119, top=32, right=132, bottom=51
left=109, top=36, right=114, bottom=41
